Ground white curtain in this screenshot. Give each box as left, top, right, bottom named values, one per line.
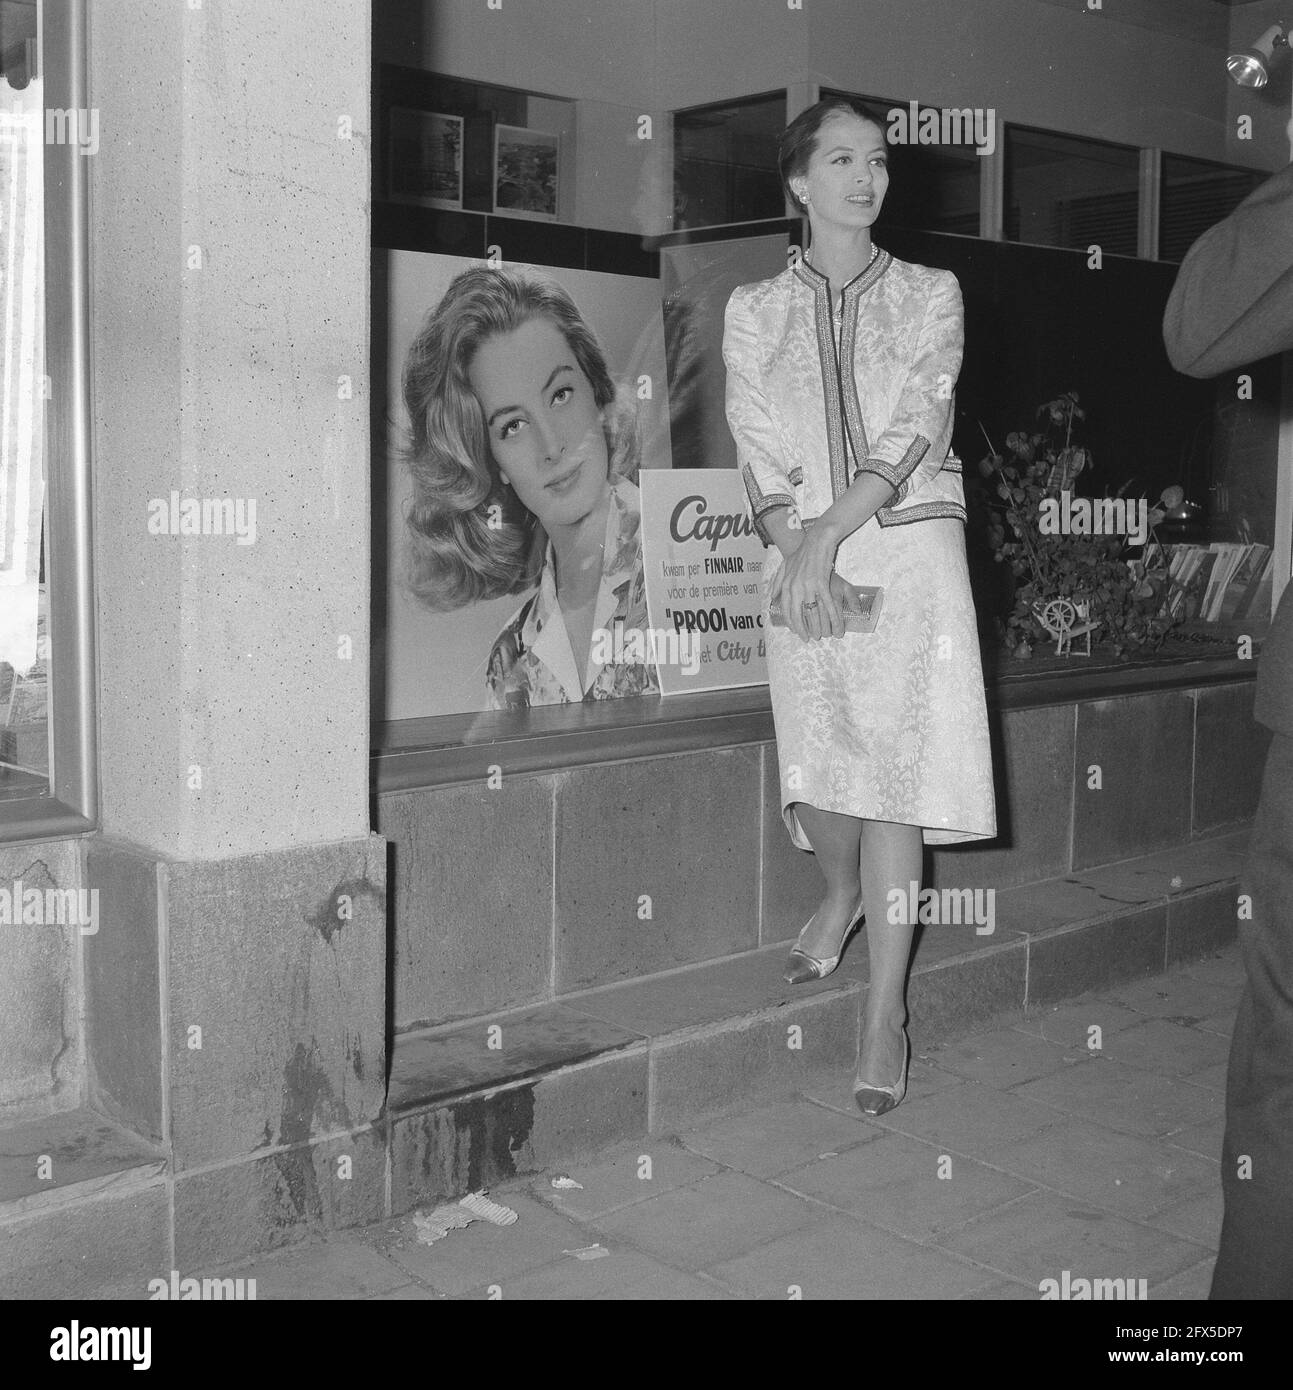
left=0, top=71, right=45, bottom=676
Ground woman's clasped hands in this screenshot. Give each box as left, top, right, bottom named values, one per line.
left=773, top=521, right=863, bottom=641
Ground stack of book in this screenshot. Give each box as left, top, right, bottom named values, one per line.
left=1147, top=542, right=1273, bottom=624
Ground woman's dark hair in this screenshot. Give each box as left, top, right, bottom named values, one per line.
left=400, top=266, right=639, bottom=611
left=779, top=97, right=887, bottom=215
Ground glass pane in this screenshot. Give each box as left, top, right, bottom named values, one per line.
left=673, top=91, right=785, bottom=230
left=374, top=74, right=681, bottom=719
left=821, top=91, right=982, bottom=237
left=1005, top=125, right=1139, bottom=255
left=378, top=66, right=573, bottom=221
left=0, top=6, right=50, bottom=801
left=1159, top=154, right=1265, bottom=263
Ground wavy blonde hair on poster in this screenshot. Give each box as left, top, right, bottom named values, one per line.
left=401, top=265, right=641, bottom=611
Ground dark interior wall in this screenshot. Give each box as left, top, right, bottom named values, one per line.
left=877, top=227, right=1282, bottom=546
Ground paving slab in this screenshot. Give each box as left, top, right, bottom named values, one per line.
left=196, top=1237, right=410, bottom=1300
left=957, top=1277, right=1039, bottom=1299
left=774, top=1132, right=1037, bottom=1244
left=1178, top=1062, right=1228, bottom=1093
left=1178, top=952, right=1246, bottom=990
left=1164, top=1116, right=1224, bottom=1164
left=983, top=1115, right=1218, bottom=1219
left=877, top=1079, right=1068, bottom=1160
left=379, top=1193, right=598, bottom=1296
left=367, top=1283, right=444, bottom=1300
left=927, top=1025, right=1091, bottom=1088
left=464, top=1245, right=687, bottom=1301
left=937, top=1190, right=1209, bottom=1289
left=1012, top=1055, right=1224, bottom=1137
left=1012, top=997, right=1153, bottom=1049
left=1149, top=1258, right=1216, bottom=1300
left=1147, top=1187, right=1224, bottom=1247
left=1096, top=1017, right=1232, bottom=1078
left=798, top=1055, right=965, bottom=1118
left=1109, top=971, right=1243, bottom=1022
left=704, top=1216, right=1003, bottom=1300
left=525, top=1139, right=721, bottom=1221
left=679, top=1097, right=880, bottom=1178
left=592, top=1269, right=736, bottom=1300
left=590, top=1169, right=821, bottom=1273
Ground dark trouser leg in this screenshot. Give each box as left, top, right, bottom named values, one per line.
left=1210, top=734, right=1293, bottom=1299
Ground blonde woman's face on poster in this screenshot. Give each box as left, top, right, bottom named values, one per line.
left=468, top=317, right=611, bottom=531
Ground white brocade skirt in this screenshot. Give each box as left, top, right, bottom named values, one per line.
left=766, top=514, right=997, bottom=849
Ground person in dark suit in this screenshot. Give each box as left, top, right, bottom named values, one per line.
left=1163, top=138, right=1293, bottom=1300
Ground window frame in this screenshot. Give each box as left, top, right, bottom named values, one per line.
left=1157, top=150, right=1267, bottom=264
left=0, top=0, right=97, bottom=844
left=1002, top=121, right=1144, bottom=258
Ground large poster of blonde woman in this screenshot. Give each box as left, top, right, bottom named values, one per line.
left=378, top=251, right=673, bottom=720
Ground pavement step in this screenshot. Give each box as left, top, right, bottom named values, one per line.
left=186, top=944, right=1242, bottom=1301
left=0, top=1106, right=169, bottom=1299
left=383, top=835, right=1244, bottom=1214
left=0, top=1106, right=166, bottom=1218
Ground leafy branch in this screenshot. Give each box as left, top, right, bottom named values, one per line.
left=976, top=393, right=1180, bottom=660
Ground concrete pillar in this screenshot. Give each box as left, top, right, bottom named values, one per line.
left=90, top=0, right=370, bottom=861
left=74, top=0, right=386, bottom=1275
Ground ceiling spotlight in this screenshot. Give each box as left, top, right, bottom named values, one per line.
left=1227, top=22, right=1289, bottom=89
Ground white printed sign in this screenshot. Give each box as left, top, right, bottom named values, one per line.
left=639, top=469, right=769, bottom=695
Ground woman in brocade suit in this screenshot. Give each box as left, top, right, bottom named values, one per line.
left=723, top=98, right=996, bottom=1114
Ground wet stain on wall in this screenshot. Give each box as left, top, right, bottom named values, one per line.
left=395, top=1084, right=538, bottom=1210
left=451, top=1086, right=537, bottom=1195
left=260, top=1039, right=348, bottom=1235
left=279, top=1038, right=347, bottom=1146
left=306, top=875, right=384, bottom=945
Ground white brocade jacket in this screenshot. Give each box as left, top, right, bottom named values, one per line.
left=723, top=249, right=967, bottom=544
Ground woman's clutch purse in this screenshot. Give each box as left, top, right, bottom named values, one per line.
left=769, top=585, right=884, bottom=632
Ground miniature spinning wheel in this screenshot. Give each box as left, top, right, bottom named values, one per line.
left=1033, top=597, right=1099, bottom=658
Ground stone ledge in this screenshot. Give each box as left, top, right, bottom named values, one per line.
left=0, top=1106, right=167, bottom=1223
left=387, top=833, right=1247, bottom=1142
left=0, top=1182, right=169, bottom=1301
left=389, top=1005, right=644, bottom=1112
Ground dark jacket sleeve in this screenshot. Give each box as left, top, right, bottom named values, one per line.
left=1162, top=161, right=1293, bottom=378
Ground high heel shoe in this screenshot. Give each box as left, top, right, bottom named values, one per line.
left=853, top=1028, right=910, bottom=1116
left=783, top=901, right=864, bottom=985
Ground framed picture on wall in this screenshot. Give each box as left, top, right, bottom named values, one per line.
left=386, top=108, right=464, bottom=209
left=493, top=124, right=560, bottom=221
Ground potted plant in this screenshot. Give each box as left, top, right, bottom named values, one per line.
left=976, top=392, right=1179, bottom=660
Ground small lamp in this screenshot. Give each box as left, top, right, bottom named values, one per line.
left=1227, top=22, right=1289, bottom=89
